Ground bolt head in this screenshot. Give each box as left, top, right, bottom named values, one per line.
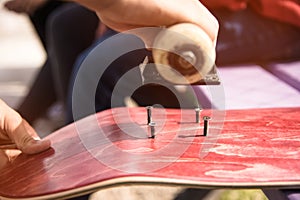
left=203, top=116, right=211, bottom=120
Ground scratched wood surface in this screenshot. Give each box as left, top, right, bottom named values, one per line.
left=0, top=107, right=299, bottom=199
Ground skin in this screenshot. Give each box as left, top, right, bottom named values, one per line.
left=70, top=0, right=219, bottom=45
left=5, top=0, right=219, bottom=42
left=0, top=99, right=51, bottom=155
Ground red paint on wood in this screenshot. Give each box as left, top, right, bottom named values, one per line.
left=0, top=107, right=299, bottom=198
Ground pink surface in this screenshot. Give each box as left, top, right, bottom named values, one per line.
left=193, top=65, right=300, bottom=109
left=266, top=61, right=300, bottom=91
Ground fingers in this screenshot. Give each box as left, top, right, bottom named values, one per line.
left=179, top=0, right=219, bottom=44
left=95, top=0, right=219, bottom=43
left=0, top=99, right=51, bottom=155
left=0, top=121, right=51, bottom=154
left=0, top=143, right=17, bottom=150
left=18, top=139, right=51, bottom=155
left=10, top=119, right=51, bottom=154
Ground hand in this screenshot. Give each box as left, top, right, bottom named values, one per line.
left=4, top=0, right=48, bottom=15
left=0, top=99, right=51, bottom=155
left=73, top=0, right=219, bottom=45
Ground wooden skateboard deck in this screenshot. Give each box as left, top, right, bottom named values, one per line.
left=0, top=107, right=300, bottom=199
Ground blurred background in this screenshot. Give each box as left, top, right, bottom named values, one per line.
left=0, top=0, right=45, bottom=108
left=0, top=0, right=65, bottom=137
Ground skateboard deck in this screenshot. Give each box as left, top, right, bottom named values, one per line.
left=0, top=107, right=300, bottom=199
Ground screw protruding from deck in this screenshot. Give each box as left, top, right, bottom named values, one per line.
left=146, top=106, right=153, bottom=124
left=195, top=107, right=202, bottom=123
left=148, top=122, right=156, bottom=138
left=203, top=116, right=211, bottom=136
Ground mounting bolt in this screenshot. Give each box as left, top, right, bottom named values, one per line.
left=148, top=122, right=156, bottom=138
left=146, top=106, right=153, bottom=124
left=195, top=107, right=202, bottom=123
left=203, top=116, right=211, bottom=136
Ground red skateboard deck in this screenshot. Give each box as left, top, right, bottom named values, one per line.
left=0, top=107, right=300, bottom=199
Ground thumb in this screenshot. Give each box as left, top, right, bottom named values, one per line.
left=0, top=99, right=51, bottom=154
left=12, top=119, right=51, bottom=154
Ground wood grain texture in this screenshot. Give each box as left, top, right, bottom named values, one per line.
left=0, top=107, right=300, bottom=199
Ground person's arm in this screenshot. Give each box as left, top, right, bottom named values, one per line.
left=70, top=0, right=219, bottom=44
left=0, top=99, right=51, bottom=154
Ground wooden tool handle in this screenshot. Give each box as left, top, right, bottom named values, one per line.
left=152, top=23, right=216, bottom=84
